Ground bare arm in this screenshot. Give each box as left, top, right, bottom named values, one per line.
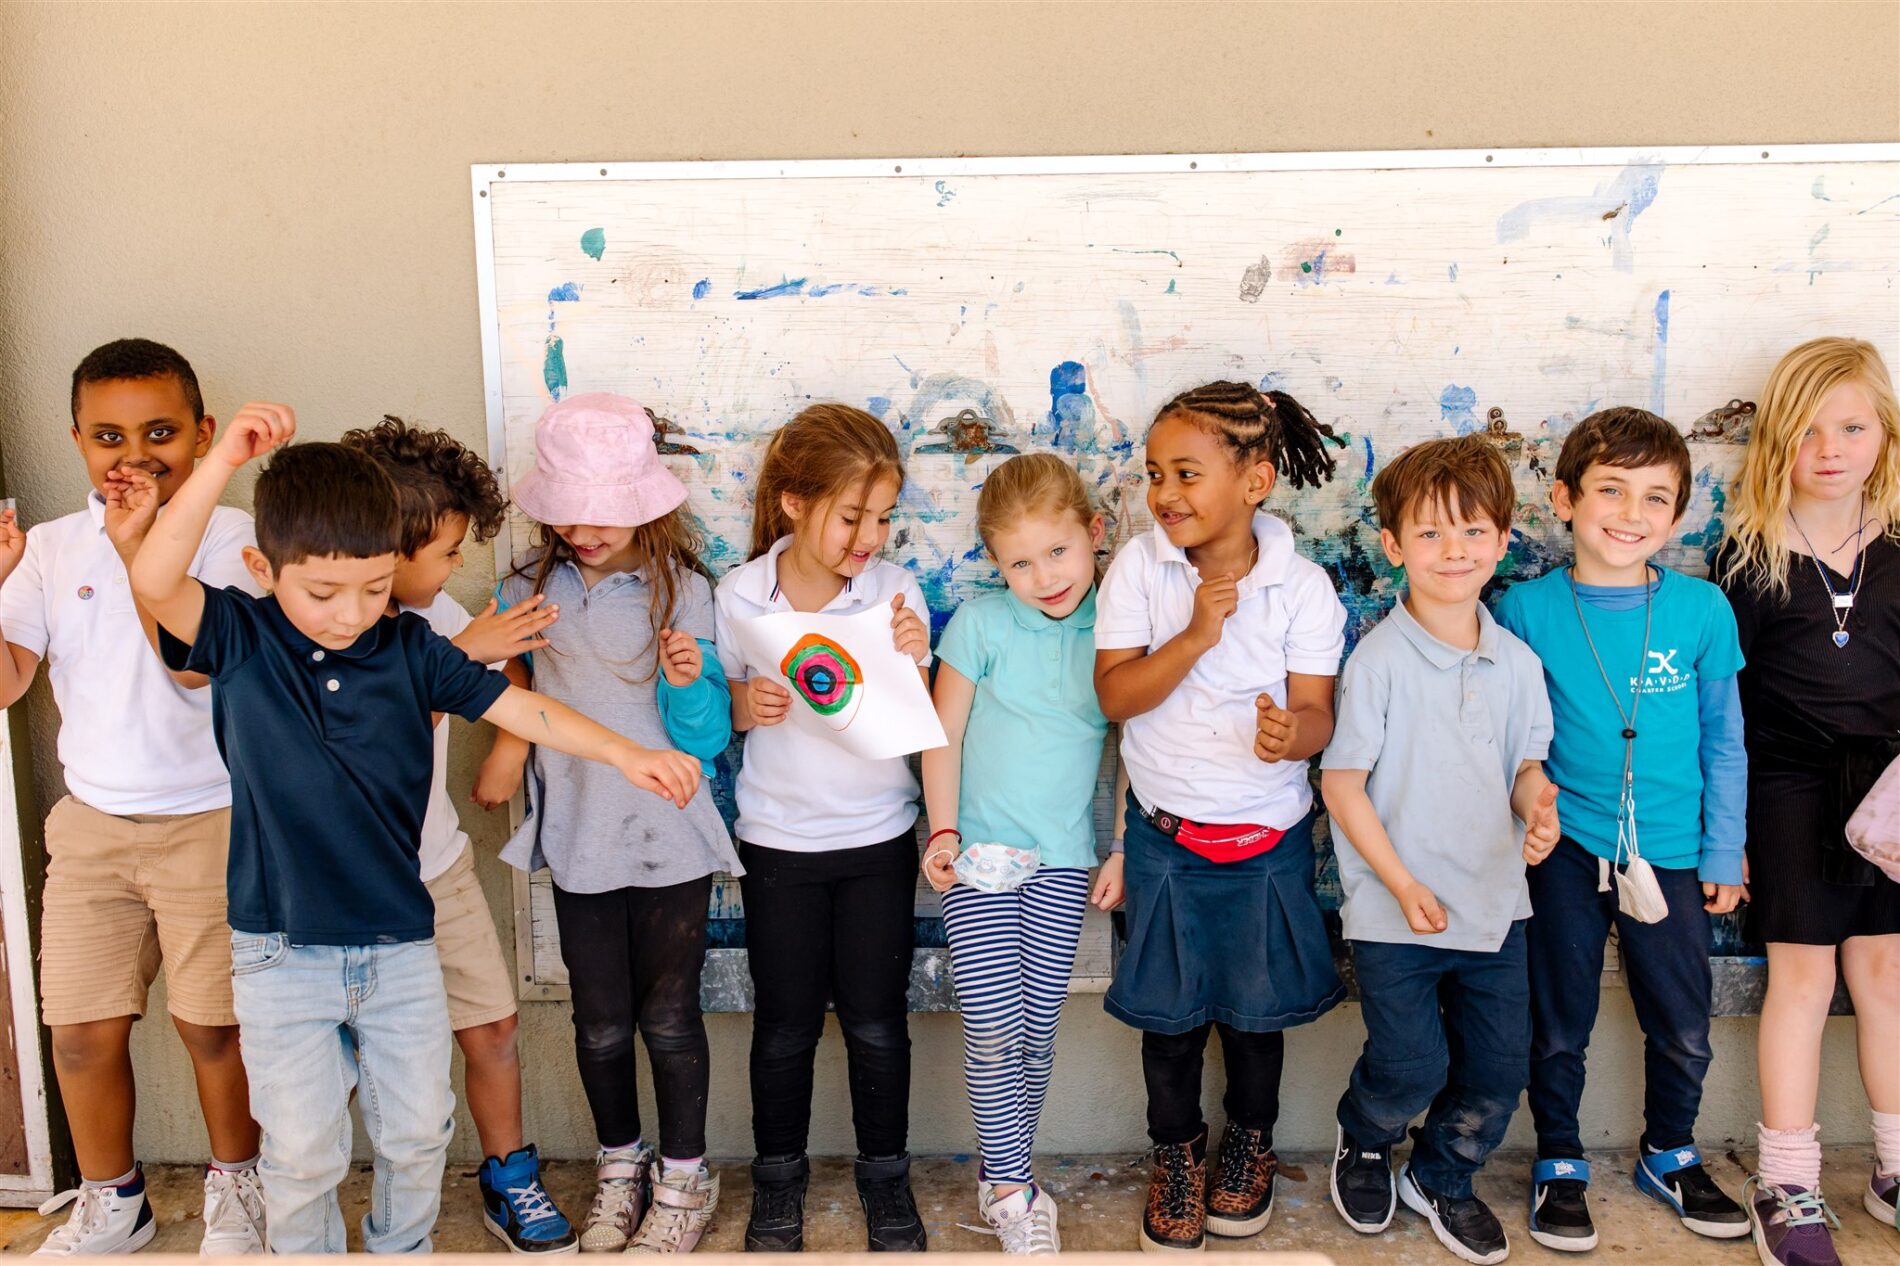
left=1095, top=638, right=1208, bottom=723
left=481, top=683, right=701, bottom=809
left=471, top=657, right=533, bottom=811
left=920, top=664, right=977, bottom=890
left=1320, top=766, right=1445, bottom=934
left=1257, top=672, right=1337, bottom=764
left=0, top=643, right=39, bottom=711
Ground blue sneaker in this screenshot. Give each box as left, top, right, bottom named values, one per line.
left=1635, top=1144, right=1749, bottom=1239
left=1528, top=1157, right=1596, bottom=1252
left=480, top=1145, right=579, bottom=1254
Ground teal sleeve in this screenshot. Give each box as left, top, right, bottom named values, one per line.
left=1694, top=673, right=1747, bottom=885
left=658, top=638, right=732, bottom=775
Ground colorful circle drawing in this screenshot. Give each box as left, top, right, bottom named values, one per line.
left=780, top=634, right=863, bottom=729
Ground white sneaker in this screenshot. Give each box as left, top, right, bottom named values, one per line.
left=580, top=1145, right=653, bottom=1253
left=33, top=1178, right=157, bottom=1256
left=199, top=1167, right=266, bottom=1255
left=627, top=1166, right=719, bottom=1253
left=980, top=1181, right=1060, bottom=1255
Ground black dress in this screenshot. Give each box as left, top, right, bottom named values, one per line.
left=1716, top=532, right=1900, bottom=945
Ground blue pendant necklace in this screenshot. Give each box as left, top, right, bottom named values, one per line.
left=1787, top=495, right=1865, bottom=649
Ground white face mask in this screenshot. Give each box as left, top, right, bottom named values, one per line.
left=953, top=842, right=1041, bottom=893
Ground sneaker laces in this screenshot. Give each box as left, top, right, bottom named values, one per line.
left=1153, top=1144, right=1197, bottom=1220
left=997, top=1193, right=1057, bottom=1255
left=632, top=1191, right=697, bottom=1251
left=1772, top=1184, right=1840, bottom=1230
left=36, top=1189, right=107, bottom=1251
left=588, top=1177, right=639, bottom=1232
left=753, top=1177, right=804, bottom=1222
left=505, top=1180, right=563, bottom=1227
left=202, top=1169, right=264, bottom=1246
left=1214, top=1125, right=1265, bottom=1196
left=861, top=1175, right=916, bottom=1228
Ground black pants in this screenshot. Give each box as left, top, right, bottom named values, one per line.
left=550, top=876, right=712, bottom=1158
left=1141, top=1022, right=1286, bottom=1146
left=739, top=833, right=917, bottom=1158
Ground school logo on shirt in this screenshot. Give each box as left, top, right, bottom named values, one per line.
left=1628, top=647, right=1691, bottom=697
left=76, top=586, right=94, bottom=601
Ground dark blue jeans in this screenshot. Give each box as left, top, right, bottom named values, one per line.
left=1336, top=922, right=1529, bottom=1199
left=1526, top=837, right=1713, bottom=1158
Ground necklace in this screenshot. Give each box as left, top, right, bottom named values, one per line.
left=1788, top=495, right=1866, bottom=649
left=1569, top=566, right=1653, bottom=861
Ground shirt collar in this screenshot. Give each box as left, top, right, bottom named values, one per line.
left=1151, top=513, right=1295, bottom=595
left=750, top=534, right=857, bottom=608
left=1002, top=583, right=1097, bottom=632
left=261, top=594, right=390, bottom=661
left=1390, top=593, right=1500, bottom=669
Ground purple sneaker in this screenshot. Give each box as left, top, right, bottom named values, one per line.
left=1867, top=1170, right=1898, bottom=1229
left=1744, top=1177, right=1840, bottom=1266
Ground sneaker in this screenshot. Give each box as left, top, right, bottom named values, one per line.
left=581, top=1144, right=655, bottom=1253
left=199, top=1166, right=266, bottom=1256
left=1527, top=1158, right=1597, bottom=1253
left=1866, top=1170, right=1898, bottom=1229
left=628, top=1166, right=720, bottom=1254
left=1399, top=1163, right=1509, bottom=1265
left=854, top=1153, right=927, bottom=1252
left=481, top=1145, right=579, bottom=1254
left=1205, top=1121, right=1276, bottom=1238
left=33, top=1168, right=157, bottom=1257
left=1744, top=1177, right=1841, bottom=1266
left=979, top=1182, right=1059, bottom=1255
left=1330, top=1125, right=1396, bottom=1233
left=1635, top=1144, right=1749, bottom=1239
left=1138, top=1135, right=1206, bottom=1253
left=744, top=1154, right=808, bottom=1253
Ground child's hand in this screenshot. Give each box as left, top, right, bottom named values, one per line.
left=0, top=508, right=23, bottom=582
left=1091, top=853, right=1127, bottom=911
left=1397, top=880, right=1448, bottom=934
left=1253, top=696, right=1300, bottom=763
left=1186, top=573, right=1238, bottom=650
left=214, top=402, right=296, bottom=468
left=455, top=595, right=558, bottom=664
left=745, top=677, right=792, bottom=727
left=659, top=628, right=703, bottom=687
left=617, top=746, right=703, bottom=810
left=1521, top=783, right=1561, bottom=865
left=891, top=593, right=929, bottom=664
left=922, top=836, right=959, bottom=892
left=471, top=744, right=527, bottom=810
left=1702, top=882, right=1744, bottom=915
left=102, top=467, right=161, bottom=558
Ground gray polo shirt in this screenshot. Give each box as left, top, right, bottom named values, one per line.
left=499, top=557, right=739, bottom=892
left=1321, top=598, right=1552, bottom=952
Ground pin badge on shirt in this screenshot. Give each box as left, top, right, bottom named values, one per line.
left=77, top=586, right=94, bottom=600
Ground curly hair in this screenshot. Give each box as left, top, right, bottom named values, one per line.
left=1154, top=380, right=1344, bottom=490
left=340, top=416, right=508, bottom=557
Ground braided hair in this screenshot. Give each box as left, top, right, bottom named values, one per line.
left=1155, top=380, right=1345, bottom=490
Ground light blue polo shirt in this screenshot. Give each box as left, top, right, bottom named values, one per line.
left=936, top=586, right=1110, bottom=870
left=1322, top=598, right=1553, bottom=952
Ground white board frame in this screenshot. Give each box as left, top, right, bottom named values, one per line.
left=471, top=142, right=1900, bottom=1003
left=0, top=708, right=55, bottom=1204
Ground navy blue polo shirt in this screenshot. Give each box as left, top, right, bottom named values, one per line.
left=159, top=582, right=510, bottom=945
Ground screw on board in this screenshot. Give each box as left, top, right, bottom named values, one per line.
left=913, top=409, right=1020, bottom=463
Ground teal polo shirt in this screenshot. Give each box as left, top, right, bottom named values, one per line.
left=936, top=586, right=1110, bottom=869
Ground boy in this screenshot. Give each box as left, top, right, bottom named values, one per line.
left=1493, top=407, right=1750, bottom=1252
left=340, top=416, right=574, bottom=1252
left=0, top=339, right=266, bottom=1255
left=1322, top=435, right=1561, bottom=1265
left=125, top=402, right=701, bottom=1253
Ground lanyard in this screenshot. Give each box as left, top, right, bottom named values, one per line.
left=1568, top=566, right=1653, bottom=865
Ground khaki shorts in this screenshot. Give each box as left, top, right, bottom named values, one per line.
left=40, top=796, right=236, bottom=1028
left=425, top=845, right=517, bottom=1031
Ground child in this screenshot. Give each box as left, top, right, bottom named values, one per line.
left=1714, top=338, right=1900, bottom=1264
left=920, top=453, right=1122, bottom=1253
left=126, top=402, right=701, bottom=1254
left=1321, top=435, right=1562, bottom=1264
left=1493, top=407, right=1750, bottom=1252
left=473, top=394, right=739, bottom=1255
left=713, top=403, right=932, bottom=1253
left=1094, top=379, right=1349, bottom=1252
left=341, top=416, right=576, bottom=1253
left=0, top=339, right=265, bottom=1256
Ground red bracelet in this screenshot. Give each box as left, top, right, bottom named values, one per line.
left=927, top=828, right=962, bottom=846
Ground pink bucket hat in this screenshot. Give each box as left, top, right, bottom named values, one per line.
left=511, top=393, right=689, bottom=528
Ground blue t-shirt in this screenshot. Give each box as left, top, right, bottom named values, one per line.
left=1493, top=566, right=1744, bottom=874
left=935, top=587, right=1109, bottom=870
left=160, top=583, right=510, bottom=944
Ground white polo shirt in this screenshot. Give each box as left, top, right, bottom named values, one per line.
left=1095, top=514, right=1346, bottom=830
left=0, top=496, right=258, bottom=815
left=404, top=592, right=476, bottom=883
left=713, top=535, right=929, bottom=852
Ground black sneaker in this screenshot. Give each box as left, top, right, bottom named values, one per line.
left=855, top=1153, right=927, bottom=1252
left=1635, top=1144, right=1750, bottom=1239
left=1527, top=1157, right=1596, bottom=1253
left=1398, top=1163, right=1509, bottom=1265
left=1330, top=1125, right=1396, bottom=1233
left=745, top=1154, right=808, bottom=1253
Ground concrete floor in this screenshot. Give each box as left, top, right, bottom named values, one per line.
left=2, top=1149, right=1895, bottom=1260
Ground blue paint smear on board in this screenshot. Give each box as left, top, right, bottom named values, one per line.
left=1362, top=435, right=1375, bottom=479
left=1440, top=385, right=1479, bottom=434
left=1496, top=163, right=1663, bottom=271
left=547, top=282, right=582, bottom=302
left=866, top=396, right=892, bottom=419
left=691, top=278, right=712, bottom=299
left=1448, top=263, right=1459, bottom=282
left=542, top=337, right=568, bottom=400
left=1651, top=289, right=1671, bottom=413
left=580, top=228, right=606, bottom=260
left=1045, top=362, right=1094, bottom=452
left=735, top=277, right=808, bottom=300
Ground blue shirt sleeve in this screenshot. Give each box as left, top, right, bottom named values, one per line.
left=158, top=582, right=259, bottom=677
left=1695, top=672, right=1747, bottom=884
left=658, top=639, right=733, bottom=775
left=412, top=620, right=511, bottom=721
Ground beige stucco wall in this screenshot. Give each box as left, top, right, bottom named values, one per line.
left=2, top=1, right=1895, bottom=1163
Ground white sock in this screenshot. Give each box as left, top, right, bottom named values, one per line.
left=1873, top=1110, right=1900, bottom=1179
left=209, top=1154, right=259, bottom=1174
left=661, top=1155, right=705, bottom=1180
left=1756, top=1122, right=1823, bottom=1190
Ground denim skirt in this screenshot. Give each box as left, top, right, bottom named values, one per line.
left=1105, top=794, right=1343, bottom=1035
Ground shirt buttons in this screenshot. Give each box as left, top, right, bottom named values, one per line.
left=326, top=679, right=340, bottom=692
left=312, top=650, right=325, bottom=662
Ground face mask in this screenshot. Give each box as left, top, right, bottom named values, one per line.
left=953, top=842, right=1041, bottom=893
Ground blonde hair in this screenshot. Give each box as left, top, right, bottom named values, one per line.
left=749, top=403, right=904, bottom=561
left=1722, top=337, right=1900, bottom=597
left=976, top=453, right=1102, bottom=580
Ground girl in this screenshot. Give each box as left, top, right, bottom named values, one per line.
left=1716, top=338, right=1900, bottom=1265
left=474, top=393, right=739, bottom=1255
left=712, top=403, right=933, bottom=1253
left=920, top=454, right=1123, bottom=1253
left=1094, top=380, right=1348, bottom=1252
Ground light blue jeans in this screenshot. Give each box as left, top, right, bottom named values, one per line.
left=231, top=933, right=454, bottom=1253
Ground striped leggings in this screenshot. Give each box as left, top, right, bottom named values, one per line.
left=940, top=867, right=1093, bottom=1185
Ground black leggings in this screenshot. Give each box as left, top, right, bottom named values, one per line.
left=739, top=833, right=917, bottom=1159
left=550, top=876, right=712, bottom=1157
left=1141, top=1022, right=1286, bottom=1146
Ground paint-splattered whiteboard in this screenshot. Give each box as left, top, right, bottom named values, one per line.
left=474, top=146, right=1900, bottom=1009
